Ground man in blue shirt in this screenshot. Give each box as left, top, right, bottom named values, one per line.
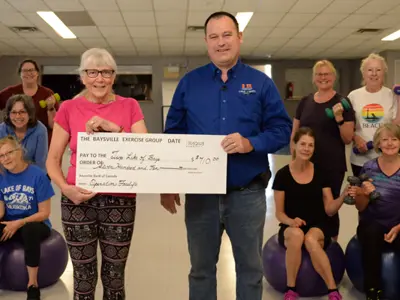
left=162, top=11, right=292, bottom=300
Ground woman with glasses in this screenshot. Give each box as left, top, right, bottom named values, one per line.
left=0, top=94, right=48, bottom=171
left=348, top=53, right=400, bottom=177
left=46, top=48, right=147, bottom=300
left=0, top=135, right=54, bottom=300
left=0, top=59, right=59, bottom=146
left=290, top=60, right=355, bottom=240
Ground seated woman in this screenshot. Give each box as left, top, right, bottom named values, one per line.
left=349, top=123, right=400, bottom=300
left=273, top=127, right=346, bottom=300
left=0, top=94, right=48, bottom=172
left=0, top=135, right=54, bottom=300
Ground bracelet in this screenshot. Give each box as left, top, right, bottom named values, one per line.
left=118, top=126, right=124, bottom=133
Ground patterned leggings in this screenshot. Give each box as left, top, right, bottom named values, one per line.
left=61, top=194, right=136, bottom=300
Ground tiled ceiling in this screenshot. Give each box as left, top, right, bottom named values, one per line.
left=0, top=0, right=399, bottom=58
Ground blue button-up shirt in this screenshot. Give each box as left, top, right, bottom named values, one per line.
left=165, top=61, right=292, bottom=188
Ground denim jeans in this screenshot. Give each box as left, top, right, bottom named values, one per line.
left=185, top=181, right=266, bottom=300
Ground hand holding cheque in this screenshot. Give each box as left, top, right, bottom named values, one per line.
left=76, top=132, right=240, bottom=194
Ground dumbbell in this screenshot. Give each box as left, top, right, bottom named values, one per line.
left=344, top=176, right=361, bottom=205
left=39, top=93, right=61, bottom=108
left=358, top=174, right=380, bottom=203
left=353, top=141, right=373, bottom=154
left=325, top=98, right=351, bottom=119
left=393, top=85, right=400, bottom=95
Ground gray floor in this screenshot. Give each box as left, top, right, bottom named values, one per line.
left=0, top=150, right=365, bottom=299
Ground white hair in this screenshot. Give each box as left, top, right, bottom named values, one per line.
left=78, top=48, right=117, bottom=74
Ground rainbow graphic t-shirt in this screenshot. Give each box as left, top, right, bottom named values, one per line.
left=348, top=86, right=398, bottom=167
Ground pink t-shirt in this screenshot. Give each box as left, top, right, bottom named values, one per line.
left=54, top=95, right=144, bottom=189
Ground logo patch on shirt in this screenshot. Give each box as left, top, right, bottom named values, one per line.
left=239, top=84, right=256, bottom=95
left=361, top=103, right=384, bottom=127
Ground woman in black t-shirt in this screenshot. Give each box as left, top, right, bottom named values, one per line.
left=273, top=127, right=347, bottom=300
left=290, top=60, right=355, bottom=240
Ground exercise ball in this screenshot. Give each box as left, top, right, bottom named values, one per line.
left=345, top=235, right=400, bottom=300
left=262, top=234, right=345, bottom=297
left=0, top=229, right=69, bottom=291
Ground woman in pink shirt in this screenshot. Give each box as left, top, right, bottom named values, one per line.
left=46, top=48, right=147, bottom=300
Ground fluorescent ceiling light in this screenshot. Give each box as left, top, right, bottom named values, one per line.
left=382, top=29, right=400, bottom=41
left=235, top=12, right=253, bottom=32
left=37, top=11, right=76, bottom=39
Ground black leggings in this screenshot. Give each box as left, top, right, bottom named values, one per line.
left=0, top=222, right=50, bottom=267
left=61, top=194, right=136, bottom=300
left=357, top=219, right=400, bottom=291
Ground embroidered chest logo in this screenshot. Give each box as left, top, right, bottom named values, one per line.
left=239, top=84, right=256, bottom=95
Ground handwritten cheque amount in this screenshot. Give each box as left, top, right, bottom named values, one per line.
left=76, top=133, right=228, bottom=194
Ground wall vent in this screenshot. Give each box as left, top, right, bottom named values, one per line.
left=9, top=26, right=40, bottom=33
left=187, top=25, right=205, bottom=32
left=354, top=28, right=383, bottom=34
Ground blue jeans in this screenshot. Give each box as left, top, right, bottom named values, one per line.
left=185, top=181, right=266, bottom=300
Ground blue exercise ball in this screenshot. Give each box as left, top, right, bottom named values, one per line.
left=345, top=235, right=400, bottom=300
left=262, top=234, right=345, bottom=297
left=0, top=229, right=69, bottom=291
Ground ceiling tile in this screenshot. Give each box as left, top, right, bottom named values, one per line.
left=323, top=1, right=368, bottom=13
left=241, top=38, right=262, bottom=47
left=284, top=37, right=316, bottom=48
left=4, top=38, right=34, bottom=48
left=137, top=49, right=160, bottom=56
left=161, top=49, right=184, bottom=56
left=242, top=27, right=272, bottom=38
left=17, top=31, right=48, bottom=38
left=290, top=0, right=334, bottom=13
left=106, top=37, right=134, bottom=47
left=69, top=26, right=102, bottom=38
left=222, top=0, right=260, bottom=11
left=0, top=12, right=32, bottom=26
left=128, top=27, right=157, bottom=38
left=0, top=24, right=19, bottom=38
left=247, top=13, right=285, bottom=27
left=80, top=0, right=119, bottom=11
left=157, top=26, right=186, bottom=38
left=8, top=0, right=49, bottom=12
left=98, top=26, right=130, bottom=38
left=155, top=12, right=186, bottom=26
left=295, top=27, right=328, bottom=38
left=268, top=27, right=301, bottom=38
left=43, top=0, right=84, bottom=11
left=355, top=0, right=399, bottom=14
left=89, top=12, right=125, bottom=26
left=323, top=28, right=353, bottom=38
left=159, top=38, right=184, bottom=48
left=113, top=49, right=138, bottom=56
left=0, top=0, right=17, bottom=12
left=53, top=39, right=86, bottom=49
left=154, top=0, right=188, bottom=11
left=307, top=38, right=337, bottom=48
left=307, top=14, right=348, bottom=27
left=278, top=13, right=317, bottom=27
left=19, top=48, right=45, bottom=55
left=258, top=37, right=290, bottom=48
left=116, top=0, right=153, bottom=11
left=123, top=12, right=156, bottom=26
left=366, top=15, right=399, bottom=28
left=43, top=50, right=69, bottom=56
left=387, top=4, right=400, bottom=14
left=27, top=38, right=61, bottom=50
left=80, top=38, right=109, bottom=48
left=336, top=14, right=377, bottom=28
left=185, top=38, right=206, bottom=47
left=133, top=39, right=159, bottom=49
left=257, top=0, right=297, bottom=13
left=187, top=11, right=212, bottom=26
left=188, top=0, right=224, bottom=11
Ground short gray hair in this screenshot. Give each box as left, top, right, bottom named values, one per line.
left=78, top=48, right=117, bottom=74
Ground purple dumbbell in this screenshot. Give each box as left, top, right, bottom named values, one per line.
left=353, top=141, right=373, bottom=154
left=394, top=85, right=400, bottom=95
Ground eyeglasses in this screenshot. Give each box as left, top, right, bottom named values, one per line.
left=21, top=68, right=37, bottom=73
left=10, top=110, right=27, bottom=116
left=315, top=72, right=332, bottom=77
left=0, top=148, right=18, bottom=160
left=84, top=69, right=115, bottom=78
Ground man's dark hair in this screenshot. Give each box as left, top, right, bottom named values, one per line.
left=204, top=11, right=239, bottom=34
left=4, top=94, right=38, bottom=128
left=17, top=59, right=40, bottom=75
